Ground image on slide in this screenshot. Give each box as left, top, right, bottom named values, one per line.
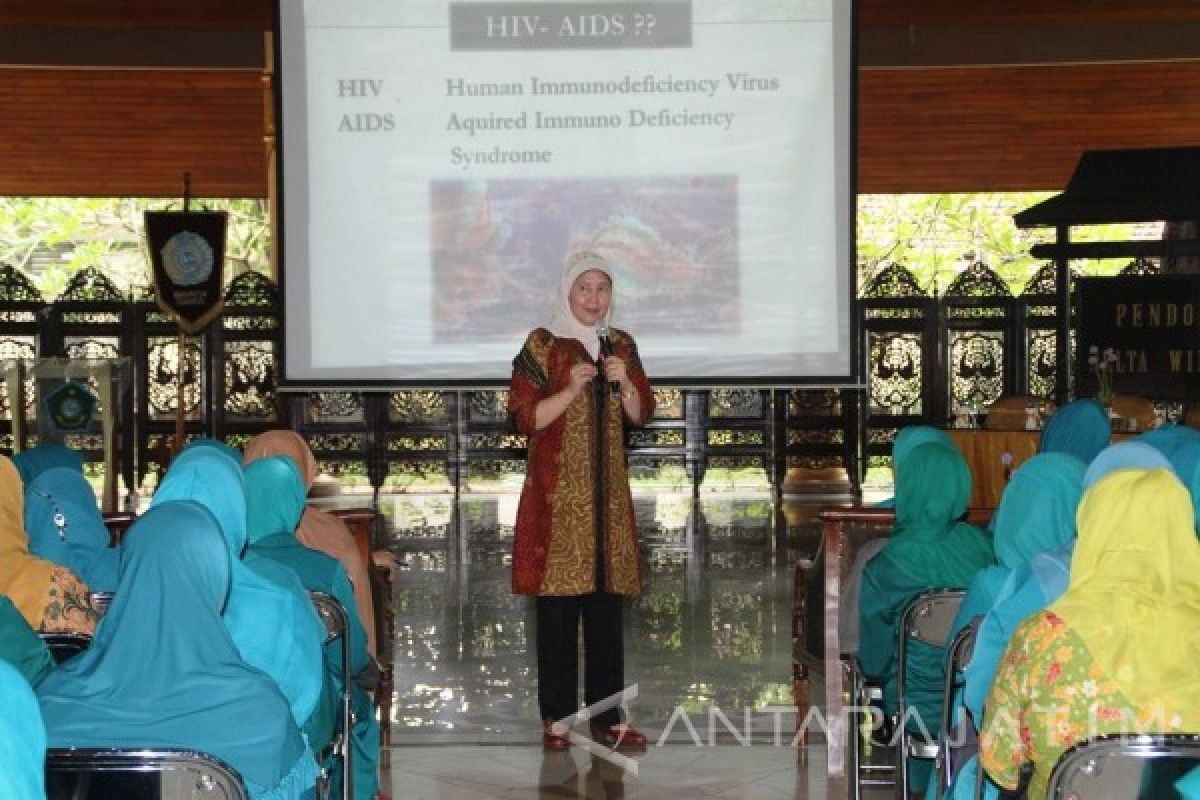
left=430, top=176, right=739, bottom=341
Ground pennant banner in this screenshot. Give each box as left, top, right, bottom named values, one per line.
left=144, top=210, right=228, bottom=334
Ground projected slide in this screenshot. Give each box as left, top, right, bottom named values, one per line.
left=430, top=176, right=739, bottom=341
left=278, top=0, right=853, bottom=386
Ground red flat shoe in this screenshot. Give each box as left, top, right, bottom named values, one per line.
left=543, top=719, right=571, bottom=751
left=590, top=723, right=647, bottom=751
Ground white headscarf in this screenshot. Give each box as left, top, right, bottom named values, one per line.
left=546, top=251, right=613, bottom=360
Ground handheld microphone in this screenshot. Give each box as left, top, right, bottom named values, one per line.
left=595, top=321, right=620, bottom=398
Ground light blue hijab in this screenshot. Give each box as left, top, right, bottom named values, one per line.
left=1038, top=398, right=1111, bottom=463
left=1083, top=441, right=1174, bottom=490
left=955, top=453, right=1086, bottom=716
left=36, top=501, right=317, bottom=800
left=11, top=443, right=83, bottom=486
left=0, top=659, right=45, bottom=800
left=150, top=446, right=325, bottom=731
left=24, top=466, right=119, bottom=592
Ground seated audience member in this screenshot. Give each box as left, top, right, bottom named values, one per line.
left=874, top=425, right=957, bottom=509
left=183, top=435, right=245, bottom=464
left=244, top=429, right=382, bottom=657
left=0, top=596, right=53, bottom=686
left=1082, top=441, right=1174, bottom=490
left=150, top=446, right=326, bottom=732
left=942, top=453, right=1086, bottom=800
left=1154, top=437, right=1200, bottom=514
left=859, top=442, right=993, bottom=794
left=37, top=501, right=318, bottom=800
left=244, top=455, right=380, bottom=800
left=11, top=442, right=84, bottom=486
left=0, top=660, right=46, bottom=799
left=1137, top=422, right=1200, bottom=466
left=0, top=455, right=97, bottom=636
left=843, top=425, right=957, bottom=648
left=1038, top=398, right=1111, bottom=463
left=980, top=468, right=1200, bottom=800
left=24, top=466, right=120, bottom=593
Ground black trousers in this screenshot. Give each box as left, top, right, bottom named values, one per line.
left=535, top=592, right=624, bottom=727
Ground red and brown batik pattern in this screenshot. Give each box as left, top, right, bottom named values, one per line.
left=510, top=327, right=653, bottom=596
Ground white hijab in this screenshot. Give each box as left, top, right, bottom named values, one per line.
left=546, top=251, right=613, bottom=360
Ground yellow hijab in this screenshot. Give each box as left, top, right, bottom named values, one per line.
left=1052, top=468, right=1200, bottom=721
left=0, top=455, right=58, bottom=628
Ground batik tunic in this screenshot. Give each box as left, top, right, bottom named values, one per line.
left=510, top=327, right=653, bottom=596
left=979, top=611, right=1190, bottom=800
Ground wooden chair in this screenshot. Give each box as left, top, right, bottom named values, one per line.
left=45, top=747, right=248, bottom=800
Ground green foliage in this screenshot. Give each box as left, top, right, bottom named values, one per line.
left=0, top=197, right=271, bottom=298
left=0, top=192, right=1164, bottom=302
left=857, top=192, right=1164, bottom=294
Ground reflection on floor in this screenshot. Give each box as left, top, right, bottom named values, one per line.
left=378, top=489, right=878, bottom=799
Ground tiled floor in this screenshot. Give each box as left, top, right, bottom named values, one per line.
left=374, top=488, right=884, bottom=799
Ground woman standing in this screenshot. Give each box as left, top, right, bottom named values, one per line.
left=510, top=251, right=654, bottom=751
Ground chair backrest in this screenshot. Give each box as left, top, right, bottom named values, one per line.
left=45, top=747, right=248, bottom=800
left=895, top=589, right=965, bottom=735
left=39, top=632, right=92, bottom=664
left=1046, top=733, right=1200, bottom=799
left=901, top=589, right=964, bottom=648
left=938, top=618, right=981, bottom=796
left=308, top=590, right=353, bottom=800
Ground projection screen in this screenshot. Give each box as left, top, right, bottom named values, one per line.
left=277, top=0, right=856, bottom=387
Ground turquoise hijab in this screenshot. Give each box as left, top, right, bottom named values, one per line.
left=150, top=447, right=325, bottom=730
left=876, top=426, right=958, bottom=508
left=880, top=441, right=994, bottom=584
left=1083, top=441, right=1174, bottom=490
left=36, top=501, right=317, bottom=800
left=24, top=466, right=119, bottom=592
left=1038, top=398, right=1111, bottom=463
left=1137, top=423, right=1200, bottom=462
left=12, top=443, right=83, bottom=486
left=991, top=453, right=1086, bottom=568
left=242, top=454, right=369, bottom=676
left=893, top=425, right=956, bottom=474
left=183, top=436, right=244, bottom=464
left=244, top=456, right=308, bottom=548
left=0, top=659, right=45, bottom=800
